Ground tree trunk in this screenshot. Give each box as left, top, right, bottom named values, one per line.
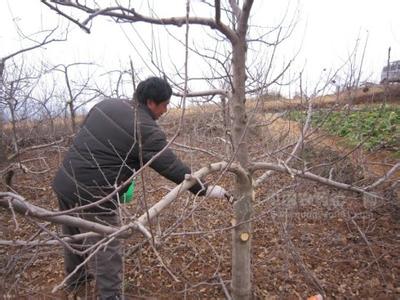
left=221, top=95, right=232, bottom=156
left=68, top=101, right=76, bottom=133
left=8, top=101, right=20, bottom=156
left=231, top=41, right=249, bottom=166
left=231, top=173, right=253, bottom=299
left=0, top=60, right=7, bottom=162
left=0, top=112, right=6, bottom=162
left=230, top=35, right=253, bottom=300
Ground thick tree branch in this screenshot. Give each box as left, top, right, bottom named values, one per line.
left=41, top=0, right=91, bottom=33
left=44, top=1, right=238, bottom=43
left=135, top=161, right=244, bottom=227
left=251, top=162, right=381, bottom=198
left=0, top=192, right=117, bottom=235
left=215, top=0, right=221, bottom=24
left=173, top=88, right=228, bottom=98
left=0, top=162, right=245, bottom=246
left=237, top=0, right=254, bottom=37
left=365, top=162, right=400, bottom=190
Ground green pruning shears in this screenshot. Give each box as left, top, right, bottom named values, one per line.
left=122, top=180, right=136, bottom=204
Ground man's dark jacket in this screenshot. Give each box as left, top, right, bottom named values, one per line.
left=53, top=99, right=204, bottom=212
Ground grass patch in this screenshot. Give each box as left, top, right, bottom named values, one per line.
left=288, top=105, right=400, bottom=151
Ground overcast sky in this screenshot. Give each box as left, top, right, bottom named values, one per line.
left=1, top=0, right=399, bottom=99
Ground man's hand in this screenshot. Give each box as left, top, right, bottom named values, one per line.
left=206, top=185, right=230, bottom=200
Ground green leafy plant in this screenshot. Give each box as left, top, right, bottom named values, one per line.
left=287, top=105, right=400, bottom=151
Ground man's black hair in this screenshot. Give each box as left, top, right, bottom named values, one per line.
left=135, top=77, right=172, bottom=105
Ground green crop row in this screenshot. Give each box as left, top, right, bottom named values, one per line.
left=287, top=105, right=400, bottom=151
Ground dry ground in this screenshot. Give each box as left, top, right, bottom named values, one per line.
left=1, top=86, right=399, bottom=299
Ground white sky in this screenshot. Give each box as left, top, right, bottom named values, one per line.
left=1, top=0, right=400, bottom=99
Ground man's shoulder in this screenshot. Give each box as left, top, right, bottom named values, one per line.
left=96, top=98, right=133, bottom=111
left=88, top=99, right=135, bottom=121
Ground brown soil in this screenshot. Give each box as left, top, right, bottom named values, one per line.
left=1, top=97, right=399, bottom=299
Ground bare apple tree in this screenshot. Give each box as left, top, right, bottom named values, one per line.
left=50, top=62, right=102, bottom=133
left=0, top=29, right=65, bottom=189
left=46, top=2, right=263, bottom=297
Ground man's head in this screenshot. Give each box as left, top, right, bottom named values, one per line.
left=135, top=77, right=172, bottom=119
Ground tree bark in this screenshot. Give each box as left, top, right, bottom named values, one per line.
left=0, top=60, right=7, bottom=162
left=230, top=3, right=253, bottom=296
left=0, top=113, right=6, bottom=162
left=231, top=172, right=253, bottom=299
left=68, top=100, right=76, bottom=133
left=221, top=95, right=232, bottom=156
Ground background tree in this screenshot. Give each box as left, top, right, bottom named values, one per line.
left=0, top=31, right=58, bottom=160
left=0, top=29, right=64, bottom=189
left=51, top=62, right=101, bottom=133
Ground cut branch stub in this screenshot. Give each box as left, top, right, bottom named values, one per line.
left=240, top=232, right=250, bottom=242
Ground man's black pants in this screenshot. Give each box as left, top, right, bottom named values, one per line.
left=57, top=195, right=123, bottom=299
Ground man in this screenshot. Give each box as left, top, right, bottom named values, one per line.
left=53, top=77, right=228, bottom=299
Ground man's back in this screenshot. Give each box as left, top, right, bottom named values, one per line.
left=52, top=98, right=202, bottom=211
left=53, top=99, right=140, bottom=210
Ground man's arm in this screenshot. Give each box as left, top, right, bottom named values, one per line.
left=140, top=123, right=206, bottom=195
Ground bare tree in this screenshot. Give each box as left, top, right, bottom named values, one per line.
left=50, top=62, right=101, bottom=133
left=0, top=31, right=59, bottom=161
left=0, top=29, right=64, bottom=190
